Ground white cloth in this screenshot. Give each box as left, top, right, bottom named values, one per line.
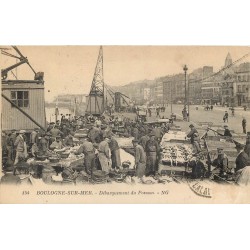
left=235, top=166, right=250, bottom=186
left=120, top=148, right=135, bottom=168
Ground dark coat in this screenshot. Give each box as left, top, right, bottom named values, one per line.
left=235, top=151, right=249, bottom=172
left=224, top=129, right=232, bottom=137
left=187, top=128, right=198, bottom=143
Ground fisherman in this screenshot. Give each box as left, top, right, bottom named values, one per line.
left=235, top=144, right=249, bottom=172
left=187, top=124, right=201, bottom=153
left=14, top=130, right=27, bottom=165
left=50, top=125, right=63, bottom=142
left=2, top=131, right=7, bottom=158
left=98, top=136, right=111, bottom=173
left=94, top=116, right=102, bottom=127
left=145, top=132, right=160, bottom=176
left=61, top=124, right=70, bottom=139
left=223, top=125, right=232, bottom=137
left=231, top=107, right=235, bottom=116
left=188, top=153, right=205, bottom=179
left=212, top=148, right=229, bottom=177
left=30, top=128, right=39, bottom=147
left=152, top=124, right=162, bottom=143
left=6, top=129, right=16, bottom=162
left=131, top=124, right=139, bottom=140
left=223, top=111, right=229, bottom=123
left=1, top=162, right=21, bottom=185
left=182, top=107, right=188, bottom=121
left=76, top=138, right=96, bottom=175
left=63, top=133, right=74, bottom=147
left=244, top=132, right=250, bottom=157
left=242, top=117, right=247, bottom=134
left=13, top=155, right=30, bottom=176
left=148, top=108, right=152, bottom=117
left=156, top=107, right=160, bottom=118
left=139, top=133, right=150, bottom=150
left=50, top=136, right=63, bottom=150
left=87, top=125, right=100, bottom=143
left=103, top=124, right=114, bottom=139
left=38, top=133, right=50, bottom=155
left=31, top=142, right=39, bottom=157
left=109, top=136, right=121, bottom=171
left=132, top=139, right=147, bottom=179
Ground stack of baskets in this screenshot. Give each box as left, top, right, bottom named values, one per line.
left=91, top=170, right=109, bottom=183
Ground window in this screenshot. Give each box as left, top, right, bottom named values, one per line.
left=242, top=85, right=246, bottom=92
left=11, top=91, right=29, bottom=108
left=238, top=85, right=242, bottom=93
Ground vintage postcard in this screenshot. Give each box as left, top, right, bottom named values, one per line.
left=1, top=45, right=250, bottom=204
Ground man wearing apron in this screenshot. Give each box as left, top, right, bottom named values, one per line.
left=145, top=132, right=160, bottom=176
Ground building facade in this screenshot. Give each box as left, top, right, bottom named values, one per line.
left=2, top=80, right=46, bottom=132
left=234, top=62, right=250, bottom=106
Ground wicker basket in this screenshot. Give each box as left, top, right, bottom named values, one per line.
left=49, top=157, right=60, bottom=163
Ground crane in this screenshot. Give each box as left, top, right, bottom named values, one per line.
left=1, top=46, right=44, bottom=81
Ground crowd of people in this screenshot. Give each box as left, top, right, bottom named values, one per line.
left=1, top=109, right=250, bottom=185
left=1, top=112, right=172, bottom=184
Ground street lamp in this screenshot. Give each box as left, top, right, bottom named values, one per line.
left=183, top=65, right=188, bottom=121
left=170, top=81, right=173, bottom=114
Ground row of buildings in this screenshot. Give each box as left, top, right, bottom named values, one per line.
left=113, top=53, right=250, bottom=107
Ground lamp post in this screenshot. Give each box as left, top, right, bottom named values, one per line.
left=170, top=81, right=173, bottom=114
left=183, top=65, right=188, bottom=121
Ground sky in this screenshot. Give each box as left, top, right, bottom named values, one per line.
left=1, top=46, right=250, bottom=102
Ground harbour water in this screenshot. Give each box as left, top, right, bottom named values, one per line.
left=45, top=107, right=73, bottom=123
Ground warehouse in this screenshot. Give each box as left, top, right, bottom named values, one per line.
left=1, top=79, right=46, bottom=132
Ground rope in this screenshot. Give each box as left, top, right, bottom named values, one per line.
left=189, top=52, right=250, bottom=84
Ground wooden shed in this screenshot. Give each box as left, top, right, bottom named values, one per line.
left=1, top=80, right=46, bottom=132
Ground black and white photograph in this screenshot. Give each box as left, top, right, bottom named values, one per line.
left=1, top=45, right=250, bottom=203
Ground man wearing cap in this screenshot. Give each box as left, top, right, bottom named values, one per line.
left=187, top=124, right=201, bottom=153
left=223, top=111, right=228, bottom=123
left=132, top=139, right=147, bottom=178
left=94, top=117, right=102, bottom=127
left=152, top=124, right=162, bottom=143
left=38, top=133, right=49, bottom=155
left=188, top=153, right=205, bottom=179
left=109, top=136, right=121, bottom=171
left=139, top=133, right=150, bottom=150
left=223, top=125, right=232, bottom=137
left=87, top=125, right=100, bottom=143
left=63, top=134, right=74, bottom=147
left=244, top=132, right=250, bottom=157
left=76, top=138, right=96, bottom=175
left=145, top=132, right=160, bottom=176
left=61, top=124, right=70, bottom=139
left=50, top=125, right=63, bottom=142
left=98, top=137, right=111, bottom=173
left=212, top=148, right=229, bottom=176
left=31, top=142, right=39, bottom=157
left=6, top=129, right=16, bottom=161
left=131, top=124, right=139, bottom=140
left=30, top=128, right=39, bottom=147
left=14, top=130, right=27, bottom=165
left=50, top=136, right=63, bottom=150
left=235, top=144, right=250, bottom=172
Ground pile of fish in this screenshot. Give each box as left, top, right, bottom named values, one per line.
left=161, top=144, right=193, bottom=166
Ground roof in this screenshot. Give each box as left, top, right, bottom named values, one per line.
left=2, top=80, right=44, bottom=90
left=236, top=62, right=250, bottom=73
